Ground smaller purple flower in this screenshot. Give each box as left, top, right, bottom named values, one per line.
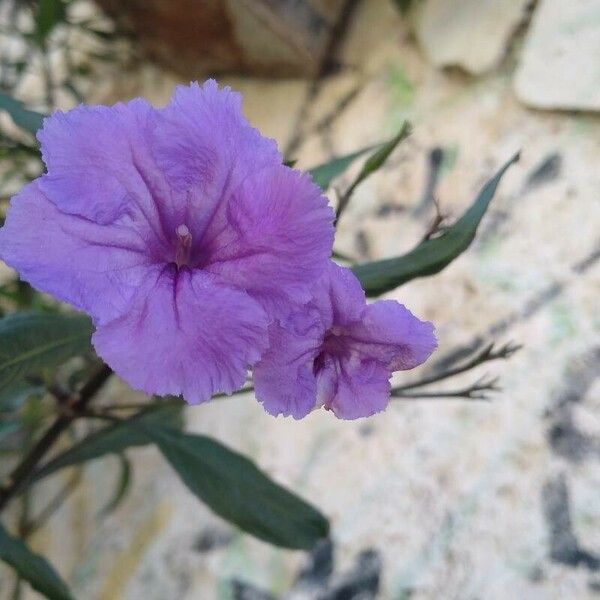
left=253, top=263, right=437, bottom=419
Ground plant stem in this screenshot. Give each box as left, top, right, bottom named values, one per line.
left=0, top=364, right=112, bottom=513
left=393, top=391, right=491, bottom=401
left=392, top=375, right=501, bottom=401
left=391, top=342, right=520, bottom=393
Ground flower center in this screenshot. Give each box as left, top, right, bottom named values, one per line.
left=174, top=224, right=192, bottom=268
left=314, top=326, right=350, bottom=374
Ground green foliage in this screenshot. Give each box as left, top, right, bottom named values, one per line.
left=352, top=153, right=520, bottom=296
left=358, top=122, right=412, bottom=181
left=308, top=122, right=411, bottom=195
left=34, top=0, right=67, bottom=45
left=308, top=145, right=375, bottom=191
left=144, top=425, right=329, bottom=549
left=0, top=93, right=45, bottom=136
left=336, top=122, right=412, bottom=220
left=0, top=522, right=74, bottom=600
left=0, top=312, right=93, bottom=394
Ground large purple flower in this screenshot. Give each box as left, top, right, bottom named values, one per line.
left=253, top=263, right=437, bottom=419
left=0, top=81, right=334, bottom=403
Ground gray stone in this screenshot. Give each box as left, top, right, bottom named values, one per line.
left=514, top=0, right=600, bottom=111
left=412, top=0, right=530, bottom=74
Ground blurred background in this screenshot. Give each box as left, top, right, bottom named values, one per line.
left=0, top=0, right=599, bottom=598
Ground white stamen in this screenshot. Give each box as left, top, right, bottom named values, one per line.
left=176, top=224, right=190, bottom=238
left=175, top=224, right=192, bottom=268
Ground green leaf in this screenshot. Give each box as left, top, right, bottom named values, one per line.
left=352, top=153, right=520, bottom=296
left=35, top=0, right=67, bottom=44
left=0, top=522, right=74, bottom=600
left=0, top=92, right=45, bottom=136
left=335, top=122, right=412, bottom=220
left=33, top=404, right=183, bottom=482
left=0, top=312, right=93, bottom=394
left=98, top=454, right=132, bottom=517
left=308, top=145, right=375, bottom=191
left=357, top=121, right=412, bottom=182
left=145, top=426, right=329, bottom=549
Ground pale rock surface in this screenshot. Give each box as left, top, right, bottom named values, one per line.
left=514, top=0, right=600, bottom=111
left=411, top=0, right=530, bottom=74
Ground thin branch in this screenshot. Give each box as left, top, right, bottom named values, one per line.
left=392, top=375, right=501, bottom=401
left=420, top=197, right=448, bottom=242
left=0, top=364, right=113, bottom=512
left=392, top=341, right=520, bottom=394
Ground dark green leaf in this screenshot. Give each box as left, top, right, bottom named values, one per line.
left=0, top=92, right=45, bottom=136
left=0, top=312, right=93, bottom=394
left=308, top=145, right=375, bottom=191
left=98, top=454, right=132, bottom=517
left=0, top=522, right=74, bottom=600
left=33, top=404, right=182, bottom=482
left=145, top=426, right=329, bottom=549
left=35, top=0, right=67, bottom=44
left=352, top=153, right=520, bottom=296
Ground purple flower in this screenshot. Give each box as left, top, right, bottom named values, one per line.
left=253, top=263, right=437, bottom=419
left=0, top=81, right=334, bottom=403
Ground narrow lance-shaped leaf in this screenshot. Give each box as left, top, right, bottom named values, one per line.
left=143, top=425, right=329, bottom=550
left=0, top=312, right=93, bottom=394
left=0, top=522, right=74, bottom=600
left=0, top=92, right=45, bottom=136
left=357, top=121, right=412, bottom=183
left=32, top=404, right=183, bottom=483
left=308, top=144, right=375, bottom=191
left=352, top=153, right=520, bottom=296
left=336, top=121, right=412, bottom=220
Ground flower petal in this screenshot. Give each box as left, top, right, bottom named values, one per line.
left=0, top=182, right=152, bottom=324
left=92, top=265, right=269, bottom=403
left=317, top=263, right=366, bottom=326
left=348, top=300, right=437, bottom=370
left=319, top=355, right=391, bottom=420
left=202, top=167, right=335, bottom=316
left=37, top=99, right=172, bottom=255
left=151, top=80, right=282, bottom=241
left=253, top=308, right=324, bottom=419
